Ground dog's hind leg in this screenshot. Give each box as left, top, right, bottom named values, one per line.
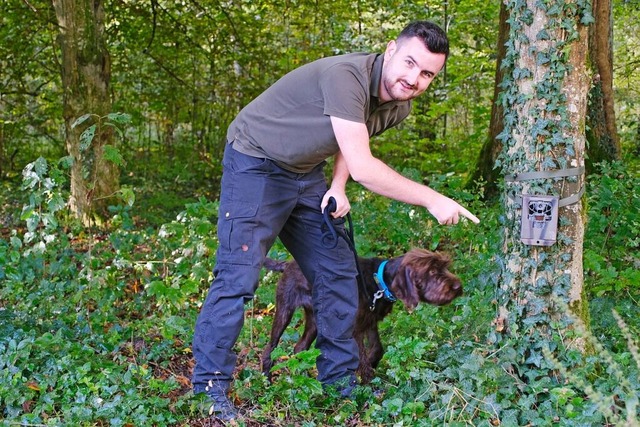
left=293, top=303, right=317, bottom=353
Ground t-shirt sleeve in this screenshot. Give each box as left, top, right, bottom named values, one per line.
left=319, top=64, right=367, bottom=124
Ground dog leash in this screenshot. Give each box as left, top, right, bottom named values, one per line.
left=321, top=197, right=384, bottom=310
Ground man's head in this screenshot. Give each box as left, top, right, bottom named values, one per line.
left=380, top=21, right=449, bottom=103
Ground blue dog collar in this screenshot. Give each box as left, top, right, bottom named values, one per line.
left=373, top=260, right=396, bottom=302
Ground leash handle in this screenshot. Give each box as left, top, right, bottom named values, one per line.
left=325, top=196, right=337, bottom=214
left=321, top=197, right=340, bottom=248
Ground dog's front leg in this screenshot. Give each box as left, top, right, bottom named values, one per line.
left=354, top=328, right=375, bottom=383
left=366, top=325, right=384, bottom=369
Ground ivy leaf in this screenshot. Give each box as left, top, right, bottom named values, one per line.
left=581, top=11, right=595, bottom=25
left=536, top=29, right=551, bottom=40
left=547, top=4, right=562, bottom=15
left=536, top=51, right=550, bottom=66
left=496, top=128, right=510, bottom=142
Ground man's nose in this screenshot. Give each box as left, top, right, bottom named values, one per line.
left=406, top=69, right=421, bottom=86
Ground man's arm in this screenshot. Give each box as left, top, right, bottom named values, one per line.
left=321, top=151, right=351, bottom=217
left=330, top=116, right=479, bottom=225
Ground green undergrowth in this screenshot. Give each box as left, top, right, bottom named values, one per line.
left=1, top=158, right=639, bottom=426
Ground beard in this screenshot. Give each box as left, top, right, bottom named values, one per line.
left=382, top=77, right=419, bottom=102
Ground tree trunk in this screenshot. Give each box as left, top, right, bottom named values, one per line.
left=52, top=0, right=117, bottom=225
left=493, top=0, right=590, bottom=357
left=586, top=0, right=620, bottom=171
left=471, top=1, right=617, bottom=196
left=468, top=1, right=510, bottom=199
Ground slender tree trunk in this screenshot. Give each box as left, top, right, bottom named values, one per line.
left=469, top=1, right=509, bottom=198
left=53, top=0, right=117, bottom=225
left=493, top=0, right=590, bottom=355
left=586, top=0, right=620, bottom=171
left=0, top=122, right=4, bottom=178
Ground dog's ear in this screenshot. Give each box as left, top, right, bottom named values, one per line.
left=391, top=265, right=420, bottom=311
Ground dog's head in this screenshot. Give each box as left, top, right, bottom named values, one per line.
left=389, top=248, right=462, bottom=311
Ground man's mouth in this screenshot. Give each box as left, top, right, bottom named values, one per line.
left=399, top=81, right=415, bottom=91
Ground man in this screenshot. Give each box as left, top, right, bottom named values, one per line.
left=192, top=20, right=480, bottom=421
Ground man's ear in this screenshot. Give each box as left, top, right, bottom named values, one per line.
left=384, top=40, right=397, bottom=60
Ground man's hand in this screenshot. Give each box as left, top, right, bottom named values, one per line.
left=329, top=116, right=480, bottom=225
left=321, top=189, right=351, bottom=218
left=427, top=193, right=480, bottom=225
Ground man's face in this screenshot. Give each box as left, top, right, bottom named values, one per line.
left=380, top=36, right=446, bottom=102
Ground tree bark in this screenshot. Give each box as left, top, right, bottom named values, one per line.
left=586, top=0, right=620, bottom=171
left=494, top=0, right=590, bottom=355
left=52, top=0, right=117, bottom=225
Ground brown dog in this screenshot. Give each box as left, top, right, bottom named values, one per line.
left=261, top=248, right=462, bottom=383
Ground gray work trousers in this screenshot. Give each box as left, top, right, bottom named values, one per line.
left=191, top=142, right=359, bottom=392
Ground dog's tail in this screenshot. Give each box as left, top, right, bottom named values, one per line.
left=263, top=257, right=288, bottom=272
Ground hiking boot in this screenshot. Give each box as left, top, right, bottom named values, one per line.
left=324, top=374, right=358, bottom=399
left=198, top=380, right=239, bottom=422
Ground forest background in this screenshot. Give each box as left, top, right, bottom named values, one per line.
left=1, top=0, right=639, bottom=426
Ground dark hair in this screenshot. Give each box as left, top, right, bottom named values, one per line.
left=398, top=21, right=449, bottom=58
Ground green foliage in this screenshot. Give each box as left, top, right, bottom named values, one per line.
left=584, top=161, right=640, bottom=297
left=0, top=160, right=219, bottom=425
left=2, top=156, right=639, bottom=425
left=1, top=0, right=640, bottom=425
left=545, top=300, right=640, bottom=426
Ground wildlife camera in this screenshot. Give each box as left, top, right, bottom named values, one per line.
left=520, top=195, right=558, bottom=246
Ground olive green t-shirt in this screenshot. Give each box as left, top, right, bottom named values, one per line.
left=226, top=53, right=411, bottom=173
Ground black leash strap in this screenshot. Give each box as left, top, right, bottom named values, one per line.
left=321, top=197, right=374, bottom=308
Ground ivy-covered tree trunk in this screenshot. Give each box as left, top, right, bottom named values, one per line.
left=494, top=0, right=591, bottom=355
left=471, top=0, right=617, bottom=199
left=53, top=0, right=117, bottom=225
left=586, top=0, right=620, bottom=171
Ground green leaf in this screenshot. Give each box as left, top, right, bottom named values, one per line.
left=537, top=29, right=551, bottom=40
left=79, top=124, right=97, bottom=151
left=34, top=157, right=48, bottom=178
left=103, top=145, right=125, bottom=166
left=58, top=155, right=74, bottom=169
left=117, top=186, right=136, bottom=207
left=580, top=11, right=595, bottom=25
left=20, top=207, right=35, bottom=221
left=71, top=114, right=92, bottom=129
left=48, top=193, right=66, bottom=213
left=106, top=112, right=131, bottom=124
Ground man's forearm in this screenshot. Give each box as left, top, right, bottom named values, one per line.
left=330, top=151, right=350, bottom=191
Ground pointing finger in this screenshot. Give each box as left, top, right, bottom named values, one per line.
left=461, top=207, right=480, bottom=224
